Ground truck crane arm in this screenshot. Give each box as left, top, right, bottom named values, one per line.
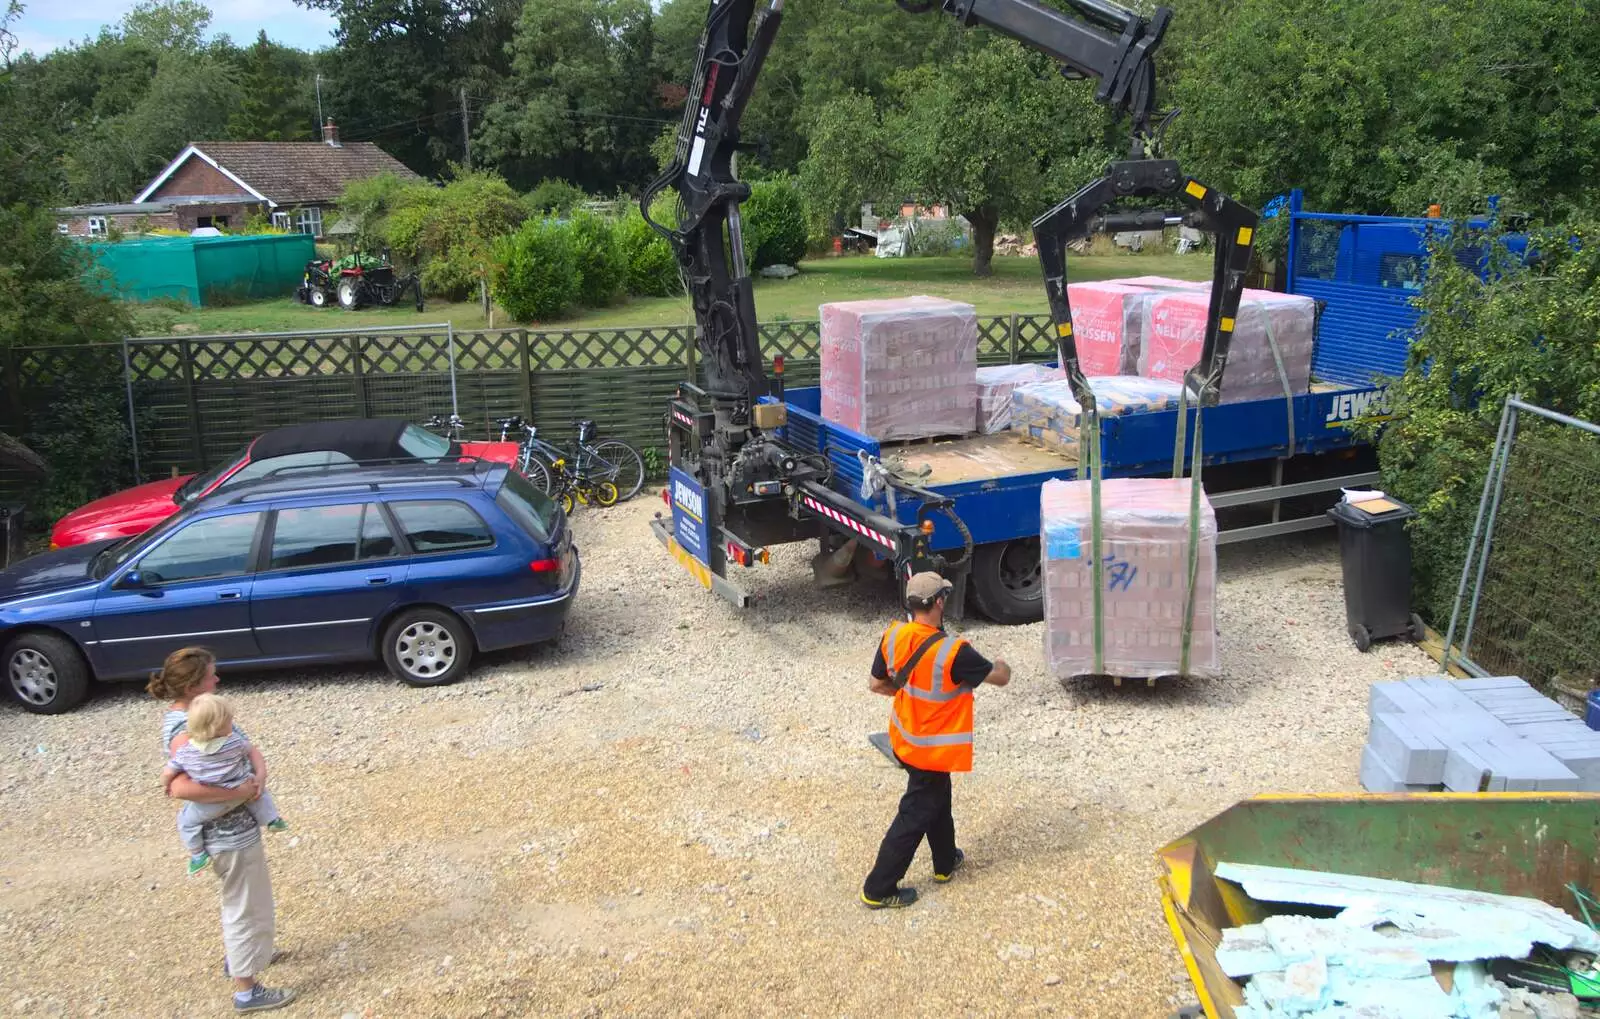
left=644, top=0, right=1259, bottom=614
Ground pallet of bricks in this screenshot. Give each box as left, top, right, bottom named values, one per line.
left=1363, top=676, right=1600, bottom=791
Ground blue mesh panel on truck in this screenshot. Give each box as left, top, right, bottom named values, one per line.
left=1295, top=218, right=1429, bottom=387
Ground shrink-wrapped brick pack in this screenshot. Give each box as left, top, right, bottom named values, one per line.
left=1064, top=281, right=1153, bottom=376
left=974, top=363, right=1062, bottom=433
left=1010, top=375, right=1184, bottom=460
left=1139, top=288, right=1315, bottom=403
left=819, top=296, right=978, bottom=441
left=1111, top=275, right=1208, bottom=291
left=1040, top=477, right=1219, bottom=679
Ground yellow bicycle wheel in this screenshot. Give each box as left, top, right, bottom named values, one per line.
left=559, top=491, right=575, bottom=515
left=595, top=482, right=620, bottom=507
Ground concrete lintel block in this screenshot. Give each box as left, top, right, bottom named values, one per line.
left=1443, top=741, right=1504, bottom=792
left=1369, top=714, right=1448, bottom=784
left=1455, top=677, right=1532, bottom=691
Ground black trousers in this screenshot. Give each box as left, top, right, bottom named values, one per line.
left=862, top=759, right=957, bottom=899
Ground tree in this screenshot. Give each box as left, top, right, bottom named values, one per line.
left=120, top=0, right=213, bottom=51
left=295, top=0, right=521, bottom=178
left=385, top=168, right=529, bottom=299
left=798, top=90, right=893, bottom=234
left=226, top=31, right=317, bottom=141
left=478, top=0, right=663, bottom=192
left=333, top=171, right=414, bottom=252
left=884, top=41, right=1108, bottom=275
left=1168, top=0, right=1600, bottom=225
left=62, top=49, right=240, bottom=201
left=1367, top=221, right=1600, bottom=640
left=0, top=4, right=132, bottom=351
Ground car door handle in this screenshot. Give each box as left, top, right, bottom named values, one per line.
left=366, top=575, right=391, bottom=586
left=218, top=591, right=242, bottom=600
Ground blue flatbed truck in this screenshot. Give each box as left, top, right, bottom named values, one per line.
left=652, top=196, right=1493, bottom=624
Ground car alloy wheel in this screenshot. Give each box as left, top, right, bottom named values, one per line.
left=394, top=620, right=457, bottom=680
left=8, top=648, right=57, bottom=706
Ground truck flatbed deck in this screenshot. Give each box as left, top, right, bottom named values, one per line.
left=776, top=377, right=1386, bottom=552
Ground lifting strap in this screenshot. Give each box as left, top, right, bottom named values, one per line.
left=1085, top=392, right=1106, bottom=675
left=888, top=631, right=947, bottom=690
left=1171, top=377, right=1209, bottom=677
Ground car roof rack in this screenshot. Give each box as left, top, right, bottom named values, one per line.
left=215, top=458, right=501, bottom=504
left=256, top=455, right=496, bottom=479
left=231, top=477, right=476, bottom=504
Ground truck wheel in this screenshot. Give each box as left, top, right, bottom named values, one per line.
left=969, top=538, right=1043, bottom=625
left=5, top=631, right=92, bottom=714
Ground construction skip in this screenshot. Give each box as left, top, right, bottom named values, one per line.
left=1158, top=793, right=1600, bottom=1018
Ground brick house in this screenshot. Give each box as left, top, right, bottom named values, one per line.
left=56, top=121, right=424, bottom=240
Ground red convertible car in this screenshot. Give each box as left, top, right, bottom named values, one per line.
left=50, top=418, right=521, bottom=549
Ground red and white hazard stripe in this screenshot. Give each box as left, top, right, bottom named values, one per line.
left=801, top=495, right=894, bottom=550
left=671, top=409, right=695, bottom=429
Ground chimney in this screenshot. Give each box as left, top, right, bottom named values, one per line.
left=322, top=119, right=341, bottom=147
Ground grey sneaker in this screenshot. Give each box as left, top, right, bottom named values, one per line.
left=233, top=984, right=297, bottom=1013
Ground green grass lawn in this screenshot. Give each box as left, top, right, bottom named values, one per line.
left=131, top=252, right=1212, bottom=337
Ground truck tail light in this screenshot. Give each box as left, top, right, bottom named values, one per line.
left=529, top=558, right=561, bottom=573
left=773, top=354, right=785, bottom=376
left=662, top=487, right=671, bottom=506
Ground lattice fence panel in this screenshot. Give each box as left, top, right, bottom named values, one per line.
left=1015, top=315, right=1059, bottom=363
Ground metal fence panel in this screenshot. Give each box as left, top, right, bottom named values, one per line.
left=1444, top=397, right=1600, bottom=711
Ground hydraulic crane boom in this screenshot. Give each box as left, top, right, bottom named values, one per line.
left=645, top=0, right=1259, bottom=613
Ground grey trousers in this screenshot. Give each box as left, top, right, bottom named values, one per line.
left=212, top=839, right=276, bottom=980
left=179, top=789, right=280, bottom=853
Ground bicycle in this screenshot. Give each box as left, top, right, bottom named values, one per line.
left=491, top=415, right=646, bottom=502
left=547, top=455, right=620, bottom=514
left=424, top=413, right=554, bottom=494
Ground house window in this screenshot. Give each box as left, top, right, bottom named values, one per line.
left=272, top=212, right=291, bottom=231
left=295, top=207, right=323, bottom=237
left=88, top=217, right=108, bottom=237
left=56, top=222, right=69, bottom=235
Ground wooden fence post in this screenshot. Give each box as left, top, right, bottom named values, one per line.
left=178, top=338, right=204, bottom=469
left=349, top=334, right=369, bottom=418
left=1, top=346, right=19, bottom=426
left=1009, top=313, right=1019, bottom=364
left=519, top=329, right=533, bottom=419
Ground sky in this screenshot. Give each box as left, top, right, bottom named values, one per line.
left=12, top=0, right=338, bottom=57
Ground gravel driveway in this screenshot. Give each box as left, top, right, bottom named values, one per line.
left=0, top=498, right=1435, bottom=1017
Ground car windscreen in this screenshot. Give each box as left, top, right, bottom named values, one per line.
left=174, top=445, right=248, bottom=503
left=494, top=469, right=561, bottom=543
left=92, top=504, right=194, bottom=579
left=396, top=423, right=453, bottom=462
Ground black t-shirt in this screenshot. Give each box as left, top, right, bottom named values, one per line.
left=871, top=631, right=993, bottom=690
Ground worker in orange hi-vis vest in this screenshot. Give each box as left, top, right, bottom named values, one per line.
left=861, top=571, right=1011, bottom=909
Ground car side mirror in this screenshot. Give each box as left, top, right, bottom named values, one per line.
left=118, top=569, right=146, bottom=589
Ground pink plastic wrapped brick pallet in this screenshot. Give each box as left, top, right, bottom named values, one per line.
left=1065, top=281, right=1153, bottom=376
left=1140, top=288, right=1315, bottom=403
left=1041, top=477, right=1219, bottom=679
left=819, top=296, right=978, bottom=442
left=975, top=363, right=1062, bottom=433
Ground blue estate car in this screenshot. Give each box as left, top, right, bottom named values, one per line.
left=0, top=461, right=580, bottom=714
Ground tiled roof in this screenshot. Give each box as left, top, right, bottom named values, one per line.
left=185, top=142, right=424, bottom=204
